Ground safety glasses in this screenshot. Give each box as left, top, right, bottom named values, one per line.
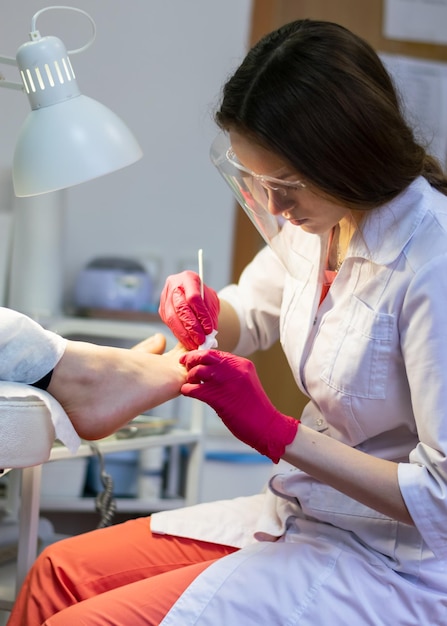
left=225, top=146, right=306, bottom=197
left=210, top=132, right=305, bottom=279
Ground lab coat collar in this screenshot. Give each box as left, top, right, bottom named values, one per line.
left=350, top=177, right=431, bottom=266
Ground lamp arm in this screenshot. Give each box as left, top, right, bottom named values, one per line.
left=0, top=54, right=17, bottom=66
left=0, top=81, right=23, bottom=91
left=0, top=55, right=22, bottom=91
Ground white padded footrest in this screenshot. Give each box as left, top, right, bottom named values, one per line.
left=0, top=385, right=56, bottom=468
left=0, top=381, right=80, bottom=469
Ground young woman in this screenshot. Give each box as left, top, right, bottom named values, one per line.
left=8, top=19, right=447, bottom=625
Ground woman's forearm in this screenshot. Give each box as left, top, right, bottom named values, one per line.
left=284, top=424, right=413, bottom=525
left=216, top=299, right=241, bottom=352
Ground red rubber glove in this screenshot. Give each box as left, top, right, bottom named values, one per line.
left=158, top=271, right=220, bottom=350
left=180, top=350, right=299, bottom=463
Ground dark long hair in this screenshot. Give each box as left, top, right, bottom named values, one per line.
left=215, top=20, right=447, bottom=208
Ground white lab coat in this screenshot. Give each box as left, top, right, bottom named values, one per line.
left=0, top=309, right=82, bottom=452
left=153, top=177, right=447, bottom=624
left=0, top=307, right=66, bottom=383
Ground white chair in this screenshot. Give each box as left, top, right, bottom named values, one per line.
left=1, top=384, right=56, bottom=469
left=0, top=383, right=60, bottom=607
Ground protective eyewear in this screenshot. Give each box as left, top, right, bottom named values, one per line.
left=225, top=147, right=306, bottom=197
left=210, top=132, right=305, bottom=279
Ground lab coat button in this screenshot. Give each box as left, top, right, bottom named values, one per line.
left=316, top=418, right=324, bottom=428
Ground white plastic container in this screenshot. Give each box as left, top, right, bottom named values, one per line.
left=41, top=458, right=88, bottom=498
left=85, top=450, right=139, bottom=498
left=200, top=443, right=273, bottom=503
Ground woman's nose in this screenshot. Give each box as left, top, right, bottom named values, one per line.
left=266, top=189, right=292, bottom=216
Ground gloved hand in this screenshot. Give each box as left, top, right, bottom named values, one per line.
left=158, top=271, right=220, bottom=350
left=180, top=350, right=299, bottom=463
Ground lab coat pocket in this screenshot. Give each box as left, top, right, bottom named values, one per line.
left=305, top=482, right=399, bottom=563
left=304, top=482, right=424, bottom=576
left=320, top=295, right=394, bottom=399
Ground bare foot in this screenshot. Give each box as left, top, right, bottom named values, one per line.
left=48, top=335, right=187, bottom=440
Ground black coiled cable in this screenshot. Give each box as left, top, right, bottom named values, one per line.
left=88, top=443, right=117, bottom=528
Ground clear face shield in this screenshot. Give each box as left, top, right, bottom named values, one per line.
left=210, top=132, right=307, bottom=278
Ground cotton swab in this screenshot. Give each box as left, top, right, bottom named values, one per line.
left=197, top=248, right=218, bottom=349
left=198, top=248, right=204, bottom=300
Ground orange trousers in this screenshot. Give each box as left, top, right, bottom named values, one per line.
left=7, top=517, right=237, bottom=625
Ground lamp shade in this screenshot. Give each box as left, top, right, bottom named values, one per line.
left=13, top=94, right=143, bottom=196
left=11, top=33, right=142, bottom=197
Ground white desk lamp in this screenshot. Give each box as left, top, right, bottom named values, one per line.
left=0, top=6, right=143, bottom=318
left=0, top=5, right=142, bottom=197
left=0, top=8, right=144, bottom=600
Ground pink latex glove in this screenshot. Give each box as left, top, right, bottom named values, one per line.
left=180, top=350, right=299, bottom=463
left=158, top=271, right=220, bottom=350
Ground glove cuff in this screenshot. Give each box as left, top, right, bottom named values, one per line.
left=266, top=414, right=300, bottom=464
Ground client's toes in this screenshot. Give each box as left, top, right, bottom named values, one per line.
left=132, top=333, right=167, bottom=355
